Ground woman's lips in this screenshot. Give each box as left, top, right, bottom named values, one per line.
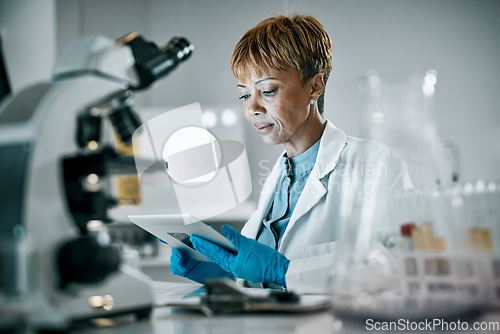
left=255, top=123, right=273, bottom=134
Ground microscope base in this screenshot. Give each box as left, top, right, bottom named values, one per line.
left=32, top=265, right=154, bottom=331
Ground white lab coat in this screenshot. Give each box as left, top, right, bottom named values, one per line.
left=241, top=120, right=412, bottom=293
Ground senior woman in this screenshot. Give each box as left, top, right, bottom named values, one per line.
left=169, top=14, right=410, bottom=292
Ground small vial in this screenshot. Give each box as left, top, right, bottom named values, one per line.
left=400, top=223, right=416, bottom=251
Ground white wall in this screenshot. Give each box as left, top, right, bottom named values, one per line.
left=3, top=0, right=499, bottom=204
left=0, top=0, right=56, bottom=92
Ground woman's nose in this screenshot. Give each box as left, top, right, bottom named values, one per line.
left=247, top=98, right=265, bottom=116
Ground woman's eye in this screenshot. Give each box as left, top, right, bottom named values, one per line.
left=239, top=94, right=250, bottom=101
left=262, top=89, right=277, bottom=96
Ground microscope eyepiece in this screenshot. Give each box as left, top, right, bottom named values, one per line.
left=120, top=33, right=193, bottom=90
left=162, top=37, right=193, bottom=64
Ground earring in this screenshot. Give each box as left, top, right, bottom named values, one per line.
left=309, top=98, right=316, bottom=105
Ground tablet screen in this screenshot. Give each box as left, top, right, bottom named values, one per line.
left=129, top=214, right=236, bottom=262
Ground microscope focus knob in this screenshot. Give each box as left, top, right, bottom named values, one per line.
left=57, top=237, right=120, bottom=287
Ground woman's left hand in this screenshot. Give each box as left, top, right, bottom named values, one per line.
left=190, top=225, right=289, bottom=287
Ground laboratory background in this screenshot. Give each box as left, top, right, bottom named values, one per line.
left=3, top=0, right=499, bottom=192
left=1, top=0, right=500, bottom=333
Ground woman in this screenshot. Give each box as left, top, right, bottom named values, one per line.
left=169, top=14, right=410, bottom=292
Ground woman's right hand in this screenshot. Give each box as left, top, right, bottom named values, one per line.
left=169, top=247, right=234, bottom=284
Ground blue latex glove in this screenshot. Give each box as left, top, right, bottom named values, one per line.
left=190, top=225, right=290, bottom=287
left=169, top=247, right=234, bottom=284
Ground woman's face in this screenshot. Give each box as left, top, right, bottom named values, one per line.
left=237, top=67, right=319, bottom=150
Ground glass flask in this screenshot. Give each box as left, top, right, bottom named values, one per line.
left=328, top=71, right=493, bottom=321
left=357, top=70, right=455, bottom=188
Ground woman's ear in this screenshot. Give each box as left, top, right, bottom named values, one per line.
left=310, top=73, right=325, bottom=100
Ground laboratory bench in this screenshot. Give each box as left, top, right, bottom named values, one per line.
left=70, top=281, right=500, bottom=334
left=70, top=281, right=341, bottom=334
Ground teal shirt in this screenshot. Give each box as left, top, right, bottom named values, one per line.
left=256, top=139, right=321, bottom=250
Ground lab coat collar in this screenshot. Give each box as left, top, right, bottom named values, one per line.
left=243, top=120, right=348, bottom=243
left=314, top=120, right=348, bottom=180
left=279, top=120, right=347, bottom=180
left=278, top=120, right=347, bottom=250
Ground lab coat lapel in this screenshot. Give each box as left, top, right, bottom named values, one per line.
left=279, top=121, right=347, bottom=250
left=285, top=176, right=327, bottom=232
left=242, top=157, right=284, bottom=239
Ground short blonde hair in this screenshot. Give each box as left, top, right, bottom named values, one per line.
left=230, top=14, right=333, bottom=114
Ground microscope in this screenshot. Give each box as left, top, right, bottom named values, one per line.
left=0, top=32, right=192, bottom=330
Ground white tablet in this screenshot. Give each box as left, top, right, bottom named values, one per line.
left=128, top=214, right=237, bottom=262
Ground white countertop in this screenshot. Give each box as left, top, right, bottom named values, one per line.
left=71, top=281, right=500, bottom=334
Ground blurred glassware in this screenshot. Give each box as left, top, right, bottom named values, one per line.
left=357, top=70, right=456, bottom=188
left=331, top=184, right=496, bottom=321
left=329, top=71, right=495, bottom=321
